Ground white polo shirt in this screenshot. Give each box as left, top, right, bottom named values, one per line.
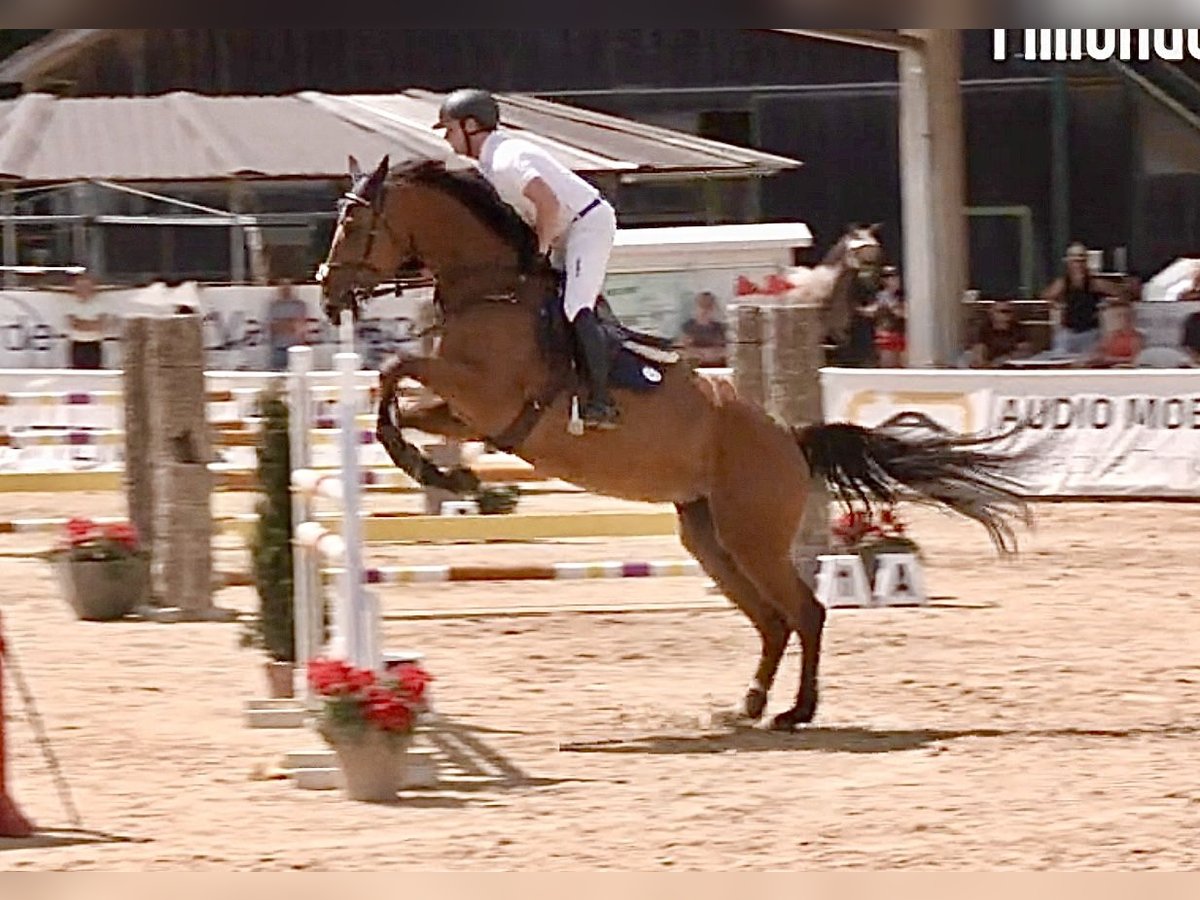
left=477, top=130, right=600, bottom=234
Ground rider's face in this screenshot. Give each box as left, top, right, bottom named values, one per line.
left=441, top=120, right=471, bottom=157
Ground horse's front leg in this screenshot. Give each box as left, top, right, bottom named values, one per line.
left=389, top=401, right=480, bottom=442
left=380, top=353, right=503, bottom=430
left=376, top=353, right=497, bottom=495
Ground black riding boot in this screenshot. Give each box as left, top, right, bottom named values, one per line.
left=572, top=308, right=620, bottom=430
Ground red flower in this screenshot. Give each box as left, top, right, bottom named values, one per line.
left=362, top=686, right=414, bottom=732
left=391, top=662, right=433, bottom=702
left=102, top=522, right=139, bottom=549
left=735, top=275, right=761, bottom=296
left=762, top=273, right=793, bottom=295
left=65, top=516, right=97, bottom=545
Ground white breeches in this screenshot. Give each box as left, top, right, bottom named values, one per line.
left=551, top=200, right=617, bottom=322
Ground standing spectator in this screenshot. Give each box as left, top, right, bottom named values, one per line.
left=65, top=272, right=104, bottom=369
left=873, top=265, right=906, bottom=367
left=1041, top=242, right=1130, bottom=357
left=266, top=280, right=308, bottom=371
left=678, top=291, right=728, bottom=367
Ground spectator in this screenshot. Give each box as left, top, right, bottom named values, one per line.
left=1091, top=300, right=1144, bottom=367
left=963, top=299, right=1033, bottom=368
left=266, top=280, right=308, bottom=371
left=1041, top=242, right=1130, bottom=357
left=64, top=272, right=104, bottom=369
left=829, top=287, right=880, bottom=367
left=873, top=265, right=906, bottom=367
left=1181, top=309, right=1200, bottom=364
left=678, top=291, right=728, bottom=367
left=1175, top=267, right=1200, bottom=303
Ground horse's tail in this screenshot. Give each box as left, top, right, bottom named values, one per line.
left=793, top=419, right=1034, bottom=553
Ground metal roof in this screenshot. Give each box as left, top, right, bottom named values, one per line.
left=0, top=89, right=801, bottom=185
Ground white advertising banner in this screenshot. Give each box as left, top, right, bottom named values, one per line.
left=0, top=267, right=765, bottom=372
left=822, top=368, right=1200, bottom=498
left=0, top=282, right=431, bottom=372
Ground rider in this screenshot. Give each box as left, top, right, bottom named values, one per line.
left=433, top=88, right=621, bottom=430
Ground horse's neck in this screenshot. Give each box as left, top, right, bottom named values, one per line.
left=826, top=259, right=860, bottom=304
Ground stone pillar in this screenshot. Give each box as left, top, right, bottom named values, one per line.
left=146, top=315, right=229, bottom=621
left=763, top=303, right=829, bottom=577
left=730, top=302, right=766, bottom=409
left=121, top=316, right=154, bottom=559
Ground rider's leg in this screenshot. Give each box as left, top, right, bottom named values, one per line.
left=562, top=202, right=619, bottom=429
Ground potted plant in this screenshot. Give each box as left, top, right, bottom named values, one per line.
left=307, top=657, right=433, bottom=802
left=239, top=384, right=298, bottom=698
left=49, top=517, right=150, bottom=621
left=831, top=504, right=922, bottom=580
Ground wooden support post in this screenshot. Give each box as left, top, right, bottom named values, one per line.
left=899, top=29, right=968, bottom=366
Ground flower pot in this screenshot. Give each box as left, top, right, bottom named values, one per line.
left=53, top=555, right=150, bottom=622
left=857, top=538, right=922, bottom=582
left=329, top=730, right=412, bottom=803
left=265, top=661, right=295, bottom=699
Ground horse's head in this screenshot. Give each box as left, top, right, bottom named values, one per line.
left=842, top=223, right=885, bottom=291
left=317, top=154, right=414, bottom=324
left=822, top=222, right=885, bottom=344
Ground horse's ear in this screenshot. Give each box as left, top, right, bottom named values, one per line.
left=363, top=156, right=390, bottom=203
left=348, top=155, right=362, bottom=180
left=869, top=222, right=883, bottom=236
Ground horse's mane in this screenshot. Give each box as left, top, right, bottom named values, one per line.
left=388, top=158, right=539, bottom=272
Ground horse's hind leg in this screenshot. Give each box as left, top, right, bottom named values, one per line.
left=705, top=419, right=826, bottom=729
left=676, top=499, right=791, bottom=721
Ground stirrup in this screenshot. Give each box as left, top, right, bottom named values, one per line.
left=582, top=400, right=620, bottom=430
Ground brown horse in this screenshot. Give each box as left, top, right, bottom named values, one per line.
left=318, top=155, right=1032, bottom=730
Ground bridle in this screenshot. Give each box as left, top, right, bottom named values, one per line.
left=316, top=185, right=408, bottom=296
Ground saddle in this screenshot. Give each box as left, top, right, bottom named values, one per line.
left=538, top=292, right=679, bottom=394
left=482, top=283, right=681, bottom=452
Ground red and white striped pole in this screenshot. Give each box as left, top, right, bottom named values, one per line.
left=0, top=611, right=34, bottom=837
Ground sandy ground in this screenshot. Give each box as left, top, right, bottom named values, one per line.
left=1, top=489, right=1199, bottom=870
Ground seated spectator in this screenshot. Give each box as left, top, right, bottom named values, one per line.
left=1041, top=242, right=1131, bottom=358
left=1181, top=309, right=1200, bottom=364
left=678, top=291, right=728, bottom=367
left=873, top=265, right=906, bottom=367
left=1088, top=300, right=1144, bottom=367
left=964, top=300, right=1033, bottom=368
left=1175, top=267, right=1200, bottom=303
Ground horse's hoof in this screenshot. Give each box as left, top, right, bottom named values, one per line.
left=770, top=704, right=816, bottom=731
left=743, top=688, right=768, bottom=721
left=769, top=712, right=800, bottom=732
left=446, top=466, right=482, bottom=495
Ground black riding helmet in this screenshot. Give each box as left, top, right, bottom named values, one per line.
left=433, top=88, right=500, bottom=132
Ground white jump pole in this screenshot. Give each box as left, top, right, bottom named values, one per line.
left=335, top=311, right=378, bottom=670
left=287, top=344, right=322, bottom=700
